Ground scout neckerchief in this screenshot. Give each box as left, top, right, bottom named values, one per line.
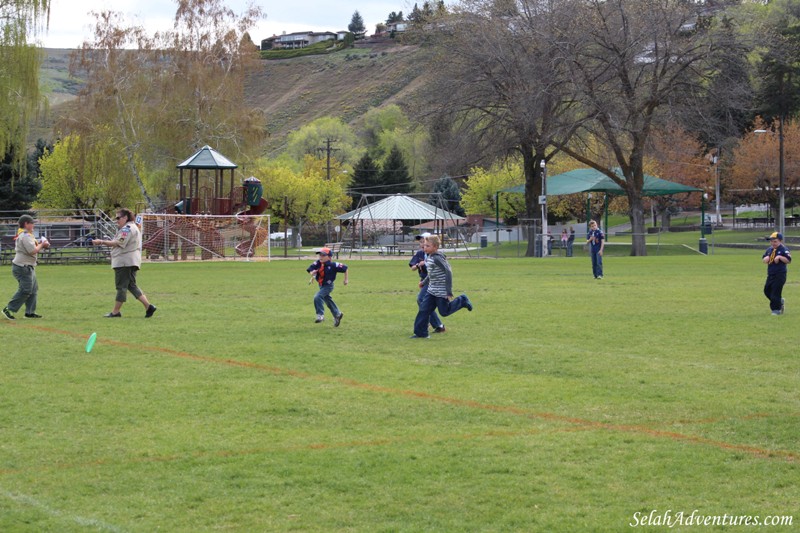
left=14, top=228, right=32, bottom=241
left=768, top=246, right=778, bottom=264
left=316, top=260, right=326, bottom=286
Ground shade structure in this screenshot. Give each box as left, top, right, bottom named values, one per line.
left=177, top=145, right=238, bottom=169
left=337, top=194, right=465, bottom=221
left=501, top=168, right=701, bottom=196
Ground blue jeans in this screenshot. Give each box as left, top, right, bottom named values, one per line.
left=566, top=241, right=574, bottom=257
left=314, top=284, right=341, bottom=317
left=591, top=250, right=603, bottom=278
left=9, top=264, right=38, bottom=314
left=417, top=286, right=443, bottom=329
left=414, top=291, right=468, bottom=337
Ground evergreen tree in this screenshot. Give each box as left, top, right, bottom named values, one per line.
left=0, top=143, right=42, bottom=212
left=350, top=153, right=381, bottom=208
left=380, top=146, right=412, bottom=194
left=408, top=3, right=422, bottom=23
left=431, top=175, right=464, bottom=216
left=348, top=11, right=366, bottom=37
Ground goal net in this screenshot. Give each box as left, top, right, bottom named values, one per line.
left=139, top=213, right=271, bottom=261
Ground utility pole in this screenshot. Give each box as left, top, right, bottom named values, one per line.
left=318, top=138, right=339, bottom=180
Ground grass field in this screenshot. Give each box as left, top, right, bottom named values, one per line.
left=1, top=251, right=797, bottom=531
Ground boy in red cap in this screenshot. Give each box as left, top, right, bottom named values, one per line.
left=762, top=232, right=791, bottom=315
left=307, top=247, right=348, bottom=326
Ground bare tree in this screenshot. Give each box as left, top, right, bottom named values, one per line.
left=423, top=0, right=581, bottom=256
left=554, top=0, right=731, bottom=255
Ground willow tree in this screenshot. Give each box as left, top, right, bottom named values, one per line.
left=0, top=0, right=50, bottom=176
left=61, top=0, right=266, bottom=210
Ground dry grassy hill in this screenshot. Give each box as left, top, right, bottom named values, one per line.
left=33, top=43, right=431, bottom=153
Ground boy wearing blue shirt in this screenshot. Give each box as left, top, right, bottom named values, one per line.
left=762, top=232, right=791, bottom=315
left=307, top=247, right=348, bottom=326
left=586, top=220, right=605, bottom=279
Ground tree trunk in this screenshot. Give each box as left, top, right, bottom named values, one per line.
left=124, top=146, right=155, bottom=211
left=660, top=210, right=671, bottom=230
left=628, top=190, right=647, bottom=256
left=522, top=145, right=541, bottom=257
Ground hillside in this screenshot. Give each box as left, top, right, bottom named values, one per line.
left=32, top=43, right=432, bottom=153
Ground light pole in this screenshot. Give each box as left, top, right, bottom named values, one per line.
left=540, top=159, right=548, bottom=257
left=755, top=117, right=785, bottom=235
left=711, top=151, right=720, bottom=226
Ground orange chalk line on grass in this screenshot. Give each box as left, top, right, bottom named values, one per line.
left=0, top=426, right=594, bottom=477
left=9, top=323, right=799, bottom=463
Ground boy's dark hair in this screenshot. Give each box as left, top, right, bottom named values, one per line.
left=117, top=208, right=135, bottom=222
left=18, top=214, right=34, bottom=228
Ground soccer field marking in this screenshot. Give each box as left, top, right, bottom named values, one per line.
left=0, top=426, right=595, bottom=478
left=7, top=322, right=799, bottom=464
left=0, top=485, right=124, bottom=532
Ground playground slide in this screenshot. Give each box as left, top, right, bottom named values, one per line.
left=241, top=198, right=268, bottom=216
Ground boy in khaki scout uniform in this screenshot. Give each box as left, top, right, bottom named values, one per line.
left=92, top=208, right=157, bottom=318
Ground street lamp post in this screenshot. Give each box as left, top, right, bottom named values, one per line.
left=755, top=117, right=786, bottom=235
left=711, top=152, right=720, bottom=226
left=540, top=159, right=548, bottom=257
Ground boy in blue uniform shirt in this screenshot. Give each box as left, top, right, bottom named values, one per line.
left=586, top=220, right=605, bottom=279
left=307, top=247, right=348, bottom=326
left=762, top=232, right=791, bottom=315
left=409, top=233, right=445, bottom=334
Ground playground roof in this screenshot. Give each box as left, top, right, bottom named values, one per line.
left=336, top=194, right=465, bottom=221
left=176, top=145, right=238, bottom=169
left=501, top=168, right=701, bottom=196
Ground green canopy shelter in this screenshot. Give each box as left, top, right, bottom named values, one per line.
left=500, top=168, right=702, bottom=232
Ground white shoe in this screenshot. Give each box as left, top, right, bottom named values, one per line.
left=315, top=315, right=324, bottom=323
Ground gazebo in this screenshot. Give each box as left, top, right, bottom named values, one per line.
left=337, top=194, right=465, bottom=251
left=176, top=145, right=238, bottom=215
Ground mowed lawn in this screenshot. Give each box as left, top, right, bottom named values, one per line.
left=0, top=253, right=797, bottom=532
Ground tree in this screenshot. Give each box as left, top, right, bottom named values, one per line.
left=0, top=0, right=50, bottom=176
left=387, top=11, right=404, bottom=24
left=349, top=153, right=381, bottom=208
left=348, top=11, right=366, bottom=37
left=285, top=117, right=362, bottom=167
left=430, top=175, right=465, bottom=216
left=424, top=0, right=580, bottom=256
left=461, top=163, right=525, bottom=222
left=361, top=105, right=429, bottom=179
left=63, top=0, right=265, bottom=211
left=554, top=0, right=738, bottom=255
left=0, top=143, right=41, bottom=212
left=380, top=146, right=413, bottom=194
left=727, top=117, right=800, bottom=211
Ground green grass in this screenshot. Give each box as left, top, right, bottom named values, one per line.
left=1, top=253, right=798, bottom=531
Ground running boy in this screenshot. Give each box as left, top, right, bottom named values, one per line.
left=762, top=231, right=791, bottom=315
left=409, top=233, right=445, bottom=334
left=307, top=247, right=348, bottom=326
left=412, top=235, right=472, bottom=338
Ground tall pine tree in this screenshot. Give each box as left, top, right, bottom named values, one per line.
left=380, top=146, right=412, bottom=194
left=350, top=153, right=381, bottom=208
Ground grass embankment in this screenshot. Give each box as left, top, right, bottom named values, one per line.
left=1, top=255, right=797, bottom=531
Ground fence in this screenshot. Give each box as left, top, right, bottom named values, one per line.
left=139, top=213, right=271, bottom=261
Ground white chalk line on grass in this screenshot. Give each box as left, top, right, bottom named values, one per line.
left=0, top=486, right=125, bottom=532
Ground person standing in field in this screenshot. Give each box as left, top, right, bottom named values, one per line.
left=586, top=220, right=605, bottom=279
left=3, top=215, right=50, bottom=320
left=91, top=208, right=157, bottom=318
left=307, top=247, right=348, bottom=326
left=409, top=233, right=445, bottom=334
left=567, top=226, right=575, bottom=257
left=762, top=231, right=791, bottom=315
left=412, top=235, right=472, bottom=339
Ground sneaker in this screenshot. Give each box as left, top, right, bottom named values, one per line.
left=315, top=315, right=324, bottom=323
left=104, top=312, right=122, bottom=318
left=598, top=275, right=603, bottom=279
left=433, top=325, right=446, bottom=333
left=2, top=307, right=15, bottom=320
left=771, top=310, right=781, bottom=315
left=409, top=334, right=430, bottom=339
left=334, top=313, right=343, bottom=327
left=781, top=298, right=785, bottom=314
left=462, top=294, right=473, bottom=312
left=145, top=305, right=157, bottom=318
left=24, top=313, right=42, bottom=318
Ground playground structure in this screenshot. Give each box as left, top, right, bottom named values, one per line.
left=140, top=147, right=272, bottom=260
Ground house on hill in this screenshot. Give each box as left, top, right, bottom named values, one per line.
left=261, top=31, right=339, bottom=50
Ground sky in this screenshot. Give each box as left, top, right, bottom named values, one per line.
left=35, top=0, right=421, bottom=49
